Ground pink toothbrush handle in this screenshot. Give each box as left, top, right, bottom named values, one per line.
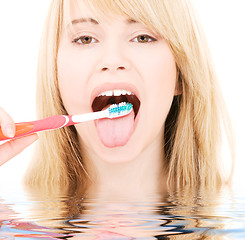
left=0, top=115, right=75, bottom=141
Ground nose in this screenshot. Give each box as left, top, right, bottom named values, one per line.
left=96, top=43, right=131, bottom=73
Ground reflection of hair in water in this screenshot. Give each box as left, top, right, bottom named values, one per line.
left=23, top=187, right=226, bottom=239
left=24, top=0, right=234, bottom=192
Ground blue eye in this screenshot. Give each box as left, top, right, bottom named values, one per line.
left=132, top=35, right=157, bottom=43
left=73, top=36, right=97, bottom=44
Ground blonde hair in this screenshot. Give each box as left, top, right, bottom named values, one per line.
left=24, top=0, right=234, bottom=191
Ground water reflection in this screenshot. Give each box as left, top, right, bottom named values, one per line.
left=1, top=186, right=245, bottom=239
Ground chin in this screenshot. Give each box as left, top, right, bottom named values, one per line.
left=77, top=127, right=140, bottom=164
left=96, top=139, right=143, bottom=164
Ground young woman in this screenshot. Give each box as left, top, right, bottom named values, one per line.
left=0, top=0, right=233, bottom=197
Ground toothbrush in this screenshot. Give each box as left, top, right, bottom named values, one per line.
left=0, top=102, right=133, bottom=141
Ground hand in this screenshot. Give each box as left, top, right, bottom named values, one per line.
left=0, top=107, right=38, bottom=166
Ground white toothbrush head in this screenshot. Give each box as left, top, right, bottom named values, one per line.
left=108, top=102, right=133, bottom=119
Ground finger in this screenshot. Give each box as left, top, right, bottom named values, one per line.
left=0, top=133, right=38, bottom=167
left=0, top=107, right=15, bottom=138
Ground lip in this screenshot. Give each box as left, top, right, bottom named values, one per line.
left=90, top=82, right=141, bottom=110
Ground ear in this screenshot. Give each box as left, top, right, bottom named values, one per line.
left=174, top=80, right=182, bottom=96
left=174, top=68, right=182, bottom=96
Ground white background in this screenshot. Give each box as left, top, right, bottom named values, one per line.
left=0, top=1, right=244, bottom=189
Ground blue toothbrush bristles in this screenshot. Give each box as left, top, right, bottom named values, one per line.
left=108, top=102, right=133, bottom=118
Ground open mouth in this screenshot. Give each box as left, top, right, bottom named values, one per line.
left=92, top=89, right=141, bottom=118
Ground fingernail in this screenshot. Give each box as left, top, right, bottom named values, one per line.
left=6, top=124, right=15, bottom=138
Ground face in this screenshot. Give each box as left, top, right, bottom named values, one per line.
left=57, top=2, right=178, bottom=164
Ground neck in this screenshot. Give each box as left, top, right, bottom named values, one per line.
left=82, top=138, right=167, bottom=201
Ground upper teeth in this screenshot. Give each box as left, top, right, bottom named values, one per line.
left=98, top=90, right=134, bottom=97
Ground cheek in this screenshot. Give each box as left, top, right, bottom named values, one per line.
left=154, top=62, right=176, bottom=109
left=57, top=48, right=99, bottom=147
left=57, top=47, right=92, bottom=114
left=146, top=49, right=177, bottom=110
left=141, top=46, right=177, bottom=134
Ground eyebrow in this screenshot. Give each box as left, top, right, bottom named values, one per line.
left=71, top=18, right=99, bottom=25
left=126, top=19, right=138, bottom=24
left=71, top=18, right=139, bottom=26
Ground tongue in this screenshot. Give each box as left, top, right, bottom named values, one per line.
left=95, top=110, right=135, bottom=148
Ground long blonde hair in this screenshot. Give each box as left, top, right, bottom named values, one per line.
left=24, top=0, right=234, bottom=191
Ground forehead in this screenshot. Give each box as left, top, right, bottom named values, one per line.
left=64, top=0, right=130, bottom=25
left=62, top=0, right=168, bottom=38
left=63, top=1, right=142, bottom=35
left=69, top=1, right=96, bottom=18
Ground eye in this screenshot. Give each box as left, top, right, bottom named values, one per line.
left=131, top=34, right=157, bottom=43
left=73, top=36, right=97, bottom=45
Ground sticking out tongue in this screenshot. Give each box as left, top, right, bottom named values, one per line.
left=95, top=108, right=135, bottom=148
